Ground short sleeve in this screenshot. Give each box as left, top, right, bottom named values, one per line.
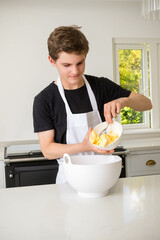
left=33, top=95, right=54, bottom=133
left=102, top=78, right=131, bottom=102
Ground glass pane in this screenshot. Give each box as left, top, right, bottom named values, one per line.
left=118, top=49, right=144, bottom=125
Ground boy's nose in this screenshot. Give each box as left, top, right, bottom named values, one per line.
left=72, top=66, right=79, bottom=75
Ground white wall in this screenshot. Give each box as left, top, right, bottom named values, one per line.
left=1, top=0, right=160, bottom=144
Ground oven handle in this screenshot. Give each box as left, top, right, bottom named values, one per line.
left=112, top=150, right=130, bottom=156
left=4, top=157, right=47, bottom=164
left=5, top=150, right=130, bottom=163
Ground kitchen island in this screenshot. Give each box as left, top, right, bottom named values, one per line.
left=0, top=175, right=160, bottom=240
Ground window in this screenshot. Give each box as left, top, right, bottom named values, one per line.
left=113, top=39, right=160, bottom=131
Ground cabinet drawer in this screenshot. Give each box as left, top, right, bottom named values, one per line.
left=130, top=153, right=160, bottom=176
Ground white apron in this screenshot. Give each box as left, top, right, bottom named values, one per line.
left=56, top=75, right=102, bottom=184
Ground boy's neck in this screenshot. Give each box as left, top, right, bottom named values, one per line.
left=54, top=77, right=85, bottom=90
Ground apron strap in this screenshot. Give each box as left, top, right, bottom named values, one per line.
left=83, top=75, right=98, bottom=111
left=57, top=76, right=71, bottom=114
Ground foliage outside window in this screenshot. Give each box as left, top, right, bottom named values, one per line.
left=118, top=49, right=144, bottom=125
left=114, top=43, right=150, bottom=129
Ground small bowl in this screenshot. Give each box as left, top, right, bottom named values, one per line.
left=90, top=121, right=123, bottom=151
left=63, top=153, right=122, bottom=198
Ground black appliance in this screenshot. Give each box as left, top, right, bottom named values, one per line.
left=4, top=144, right=58, bottom=188
left=113, top=145, right=129, bottom=178
left=4, top=144, right=128, bottom=188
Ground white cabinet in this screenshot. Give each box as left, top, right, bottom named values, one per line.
left=126, top=149, right=160, bottom=177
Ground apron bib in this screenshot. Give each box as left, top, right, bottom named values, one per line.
left=56, top=75, right=102, bottom=183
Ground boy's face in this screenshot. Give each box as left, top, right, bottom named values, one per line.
left=50, top=52, right=86, bottom=89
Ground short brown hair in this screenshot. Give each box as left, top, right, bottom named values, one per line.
left=47, top=25, right=89, bottom=61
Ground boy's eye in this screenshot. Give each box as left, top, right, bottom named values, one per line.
left=63, top=61, right=84, bottom=67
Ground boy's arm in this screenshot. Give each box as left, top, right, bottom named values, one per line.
left=38, top=128, right=113, bottom=160
left=104, top=92, right=152, bottom=123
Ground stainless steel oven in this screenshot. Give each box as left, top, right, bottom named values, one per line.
left=4, top=144, right=128, bottom=188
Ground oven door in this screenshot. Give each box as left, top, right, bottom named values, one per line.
left=5, top=160, right=58, bottom=188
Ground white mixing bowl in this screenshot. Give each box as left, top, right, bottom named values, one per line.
left=62, top=153, right=122, bottom=198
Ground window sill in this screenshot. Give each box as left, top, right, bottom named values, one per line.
left=123, top=128, right=160, bottom=140
left=122, top=128, right=160, bottom=151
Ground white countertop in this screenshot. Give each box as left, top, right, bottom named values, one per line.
left=0, top=175, right=160, bottom=240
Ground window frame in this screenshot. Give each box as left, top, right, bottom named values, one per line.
left=113, top=38, right=160, bottom=132
left=114, top=43, right=149, bottom=129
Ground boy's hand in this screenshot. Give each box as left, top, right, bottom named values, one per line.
left=104, top=98, right=127, bottom=123
left=81, top=127, right=114, bottom=154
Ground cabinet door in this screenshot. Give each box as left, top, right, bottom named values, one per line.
left=128, top=152, right=160, bottom=177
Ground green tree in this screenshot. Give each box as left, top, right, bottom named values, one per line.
left=119, top=49, right=143, bottom=125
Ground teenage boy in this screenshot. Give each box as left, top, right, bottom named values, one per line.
left=33, top=26, right=152, bottom=183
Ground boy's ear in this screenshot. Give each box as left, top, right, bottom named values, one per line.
left=48, top=55, right=56, bottom=66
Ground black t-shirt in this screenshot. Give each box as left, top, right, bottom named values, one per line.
left=33, top=74, right=131, bottom=144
